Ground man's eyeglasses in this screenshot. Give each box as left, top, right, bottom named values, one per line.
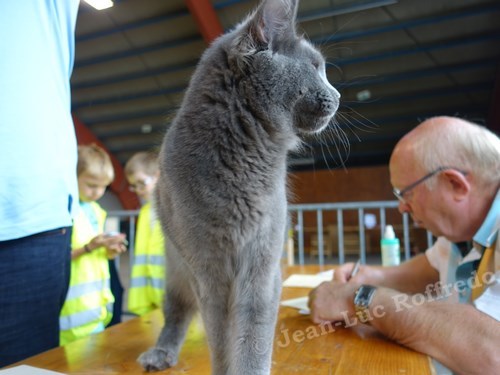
left=393, top=166, right=466, bottom=203
left=128, top=177, right=153, bottom=192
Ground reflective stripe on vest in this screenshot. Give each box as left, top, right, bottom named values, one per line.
left=60, top=306, right=102, bottom=331
left=65, top=279, right=107, bottom=301
left=130, top=276, right=164, bottom=289
left=60, top=302, right=113, bottom=331
left=132, top=254, right=165, bottom=265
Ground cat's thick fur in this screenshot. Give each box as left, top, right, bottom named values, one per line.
left=138, top=0, right=340, bottom=373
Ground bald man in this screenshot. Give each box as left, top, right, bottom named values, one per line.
left=308, top=116, right=500, bottom=374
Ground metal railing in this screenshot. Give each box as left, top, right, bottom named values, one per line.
left=108, top=201, right=434, bottom=268
left=287, top=201, right=433, bottom=266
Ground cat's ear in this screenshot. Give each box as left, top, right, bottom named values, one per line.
left=230, top=0, right=298, bottom=70
left=251, top=0, right=299, bottom=46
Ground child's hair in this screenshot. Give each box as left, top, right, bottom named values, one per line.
left=77, top=144, right=115, bottom=184
left=124, top=151, right=159, bottom=177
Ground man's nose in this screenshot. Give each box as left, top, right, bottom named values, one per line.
left=398, top=200, right=411, bottom=214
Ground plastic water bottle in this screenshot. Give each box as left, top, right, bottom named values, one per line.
left=381, top=225, right=400, bottom=266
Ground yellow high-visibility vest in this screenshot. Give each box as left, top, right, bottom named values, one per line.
left=127, top=202, right=166, bottom=316
left=60, top=201, right=114, bottom=345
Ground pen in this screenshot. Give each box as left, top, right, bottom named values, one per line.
left=348, top=259, right=361, bottom=280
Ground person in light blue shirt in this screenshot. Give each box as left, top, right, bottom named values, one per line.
left=0, top=0, right=80, bottom=367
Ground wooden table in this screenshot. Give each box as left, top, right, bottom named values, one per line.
left=7, top=265, right=433, bottom=374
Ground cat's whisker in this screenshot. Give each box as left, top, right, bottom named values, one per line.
left=325, top=62, right=344, bottom=78
left=318, top=141, right=337, bottom=170
left=340, top=106, right=380, bottom=132
left=330, top=112, right=360, bottom=143
left=312, top=119, right=352, bottom=169
left=332, top=74, right=379, bottom=88
left=334, top=121, right=353, bottom=158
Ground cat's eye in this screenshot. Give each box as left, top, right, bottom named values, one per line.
left=311, top=57, right=324, bottom=70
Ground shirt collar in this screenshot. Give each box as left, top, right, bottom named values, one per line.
left=473, top=189, right=500, bottom=248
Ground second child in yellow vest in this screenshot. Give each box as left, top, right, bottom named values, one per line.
left=60, top=144, right=127, bottom=345
left=125, top=152, right=166, bottom=316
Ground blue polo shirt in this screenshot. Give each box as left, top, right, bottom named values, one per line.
left=0, top=1, right=80, bottom=240
left=454, top=190, right=499, bottom=303
left=473, top=190, right=500, bottom=249
left=426, top=190, right=499, bottom=314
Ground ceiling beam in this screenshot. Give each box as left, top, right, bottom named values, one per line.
left=298, top=0, right=397, bottom=22
left=184, top=0, right=223, bottom=44
left=71, top=59, right=198, bottom=89
left=311, top=2, right=500, bottom=44
left=74, top=35, right=200, bottom=68
left=329, top=31, right=500, bottom=67
left=76, top=9, right=190, bottom=43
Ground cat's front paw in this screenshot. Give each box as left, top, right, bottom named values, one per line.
left=138, top=347, right=178, bottom=372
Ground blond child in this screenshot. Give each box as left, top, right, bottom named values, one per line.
left=60, top=144, right=127, bottom=345
left=125, top=151, right=166, bottom=316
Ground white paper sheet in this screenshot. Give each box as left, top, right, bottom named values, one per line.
left=473, top=272, right=500, bottom=322
left=282, top=269, right=334, bottom=288
left=280, top=296, right=310, bottom=315
left=0, top=365, right=66, bottom=375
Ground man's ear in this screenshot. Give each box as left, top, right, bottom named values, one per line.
left=442, top=169, right=470, bottom=200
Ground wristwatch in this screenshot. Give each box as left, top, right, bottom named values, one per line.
left=354, top=285, right=377, bottom=324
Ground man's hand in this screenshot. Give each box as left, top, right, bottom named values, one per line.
left=308, top=281, right=359, bottom=324
left=334, top=262, right=385, bottom=284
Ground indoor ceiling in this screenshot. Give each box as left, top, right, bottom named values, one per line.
left=72, top=0, right=500, bottom=172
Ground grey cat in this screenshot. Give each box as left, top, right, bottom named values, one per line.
left=138, top=0, right=340, bottom=373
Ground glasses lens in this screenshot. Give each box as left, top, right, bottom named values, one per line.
left=129, top=177, right=152, bottom=192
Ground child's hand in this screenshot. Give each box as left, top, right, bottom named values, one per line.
left=103, top=233, right=128, bottom=259
left=87, top=233, right=127, bottom=258
left=105, top=242, right=127, bottom=259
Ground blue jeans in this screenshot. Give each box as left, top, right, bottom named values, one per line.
left=0, top=227, right=71, bottom=367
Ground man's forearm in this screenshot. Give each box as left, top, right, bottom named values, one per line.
left=376, top=254, right=440, bottom=294
left=364, top=287, right=500, bottom=375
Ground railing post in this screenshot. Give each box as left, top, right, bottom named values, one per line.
left=402, top=213, right=411, bottom=261
left=297, top=210, right=305, bottom=265
left=358, top=208, right=366, bottom=264
left=317, top=209, right=324, bottom=266
left=285, top=215, right=294, bottom=266
left=337, top=209, right=344, bottom=264
left=379, top=207, right=386, bottom=238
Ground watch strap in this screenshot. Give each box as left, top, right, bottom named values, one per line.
left=354, top=284, right=377, bottom=324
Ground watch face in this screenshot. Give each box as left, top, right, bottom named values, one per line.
left=355, top=285, right=376, bottom=306
left=354, top=285, right=377, bottom=325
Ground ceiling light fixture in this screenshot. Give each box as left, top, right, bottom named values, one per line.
left=356, top=89, right=371, bottom=101
left=84, top=0, right=114, bottom=10
left=141, top=124, right=153, bottom=134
